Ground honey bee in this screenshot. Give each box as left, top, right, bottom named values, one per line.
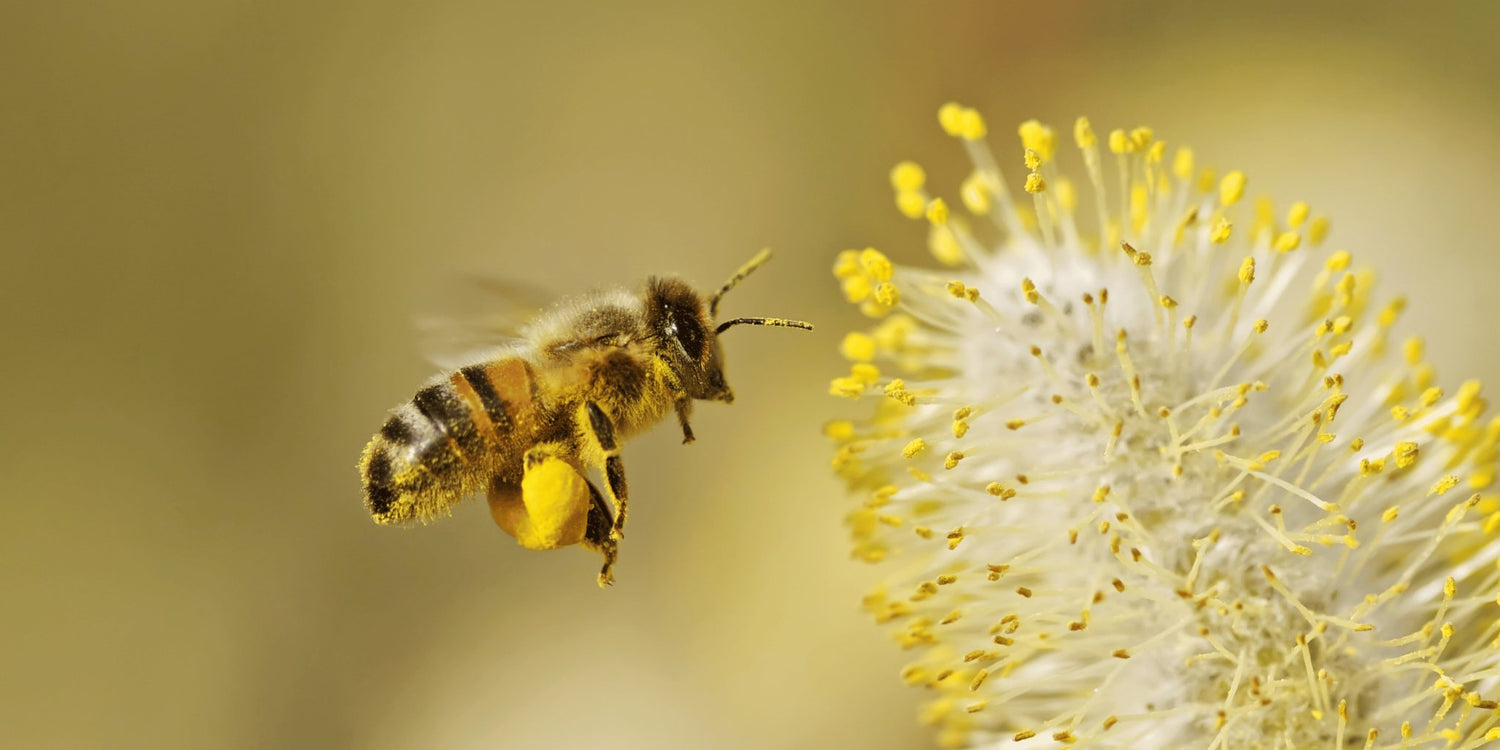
left=359, top=250, right=812, bottom=586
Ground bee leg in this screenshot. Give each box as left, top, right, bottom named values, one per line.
left=579, top=481, right=619, bottom=587
left=584, top=401, right=630, bottom=542
left=674, top=397, right=696, bottom=444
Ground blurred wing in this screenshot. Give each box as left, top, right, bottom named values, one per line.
left=415, top=275, right=558, bottom=370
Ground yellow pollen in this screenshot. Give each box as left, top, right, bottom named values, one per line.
left=1211, top=217, right=1232, bottom=243
left=1107, top=129, right=1128, bottom=154
left=1023, top=148, right=1041, bottom=171
left=840, top=332, right=876, bottom=362
left=1074, top=117, right=1096, bottom=149
left=890, top=161, right=925, bottom=191
left=944, top=451, right=964, bottom=470
left=895, top=190, right=926, bottom=219
left=1238, top=257, right=1256, bottom=285
left=1173, top=146, right=1194, bottom=180
left=1018, top=119, right=1055, bottom=162
left=937, top=102, right=964, bottom=137
left=1219, top=170, right=1247, bottom=206
left=1310, top=215, right=1331, bottom=244
left=902, top=438, right=927, bottom=458
left=926, top=197, right=949, bottom=225
left=960, top=172, right=991, bottom=215
left=874, top=282, right=900, bottom=307
left=1273, top=231, right=1301, bottom=253
left=1024, top=172, right=1046, bottom=194
left=958, top=108, right=987, bottom=140
left=1288, top=201, right=1310, bottom=227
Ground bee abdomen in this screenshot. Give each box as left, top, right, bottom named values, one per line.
left=361, top=381, right=484, bottom=524
left=360, top=361, right=535, bottom=525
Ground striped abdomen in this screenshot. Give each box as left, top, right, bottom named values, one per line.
left=360, top=359, right=536, bottom=524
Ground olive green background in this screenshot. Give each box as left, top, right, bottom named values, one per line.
left=4, top=1, right=1498, bottom=747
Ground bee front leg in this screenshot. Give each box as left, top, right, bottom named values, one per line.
left=674, top=397, right=695, bottom=444
left=579, top=481, right=619, bottom=587
left=584, top=401, right=630, bottom=542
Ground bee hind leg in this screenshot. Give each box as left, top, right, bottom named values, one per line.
left=579, top=481, right=619, bottom=587
left=584, top=401, right=630, bottom=542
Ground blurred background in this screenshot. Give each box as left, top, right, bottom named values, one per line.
left=3, top=1, right=1498, bottom=747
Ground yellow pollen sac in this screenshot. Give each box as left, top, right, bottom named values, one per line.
left=1074, top=116, right=1097, bottom=149
left=896, top=190, right=926, bottom=219
left=960, top=172, right=991, bottom=215
left=1219, top=170, right=1247, bottom=206
left=1288, top=201, right=1310, bottom=227
left=1273, top=231, right=1301, bottom=253
left=1146, top=140, right=1166, bottom=164
left=1108, top=128, right=1129, bottom=154
left=1210, top=217, right=1232, bottom=244
left=860, top=248, right=893, bottom=281
left=875, top=282, right=901, bottom=307
left=1173, top=146, right=1194, bottom=180
left=822, top=420, right=854, bottom=441
left=884, top=380, right=916, bottom=406
left=1395, top=441, right=1419, bottom=468
left=1129, top=126, right=1154, bottom=150
left=829, top=376, right=866, bottom=399
left=1055, top=178, right=1077, bottom=212
left=1023, top=148, right=1041, bottom=171
left=1238, top=257, right=1256, bottom=285
left=926, top=197, right=950, bottom=226
left=938, top=102, right=965, bottom=137
left=1024, top=172, right=1047, bottom=194
left=840, top=332, right=876, bottom=362
left=1018, top=119, right=1055, bottom=162
left=928, top=225, right=963, bottom=266
left=890, top=161, right=926, bottom=192
left=850, top=363, right=881, bottom=385
left=902, top=438, right=927, bottom=458
left=833, top=249, right=860, bottom=279
left=1310, top=215, right=1331, bottom=245
left=944, top=451, right=964, bottom=470
left=958, top=108, right=987, bottom=140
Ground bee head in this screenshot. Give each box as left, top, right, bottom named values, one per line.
left=645, top=250, right=814, bottom=405
left=644, top=276, right=733, bottom=402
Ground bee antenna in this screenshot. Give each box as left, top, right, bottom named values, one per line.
left=709, top=248, right=775, bottom=318
left=715, top=317, right=814, bottom=335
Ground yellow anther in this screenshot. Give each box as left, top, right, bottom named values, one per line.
left=938, top=102, right=965, bottom=137
left=959, top=108, right=987, bottom=140
left=1055, top=178, right=1076, bottom=212
left=960, top=172, right=991, bottom=215
left=926, top=197, right=950, bottom=226
left=841, top=274, right=873, bottom=303
left=1210, top=217, right=1232, bottom=243
left=1074, top=116, right=1097, bottom=149
left=1395, top=441, right=1419, bottom=468
left=1420, top=386, right=1443, bottom=407
left=896, top=190, right=926, bottom=219
left=1325, top=250, right=1351, bottom=271
left=1309, top=215, right=1331, bottom=245
left=1273, top=231, right=1301, bottom=253
left=1219, top=170, right=1247, bottom=206
left=833, top=250, right=861, bottom=279
left=883, top=379, right=915, bottom=407
left=1173, top=146, right=1194, bottom=181
left=946, top=280, right=967, bottom=298
left=1024, top=172, right=1046, bottom=194
left=874, top=282, right=900, bottom=307
left=1238, top=257, right=1256, bottom=285
left=859, top=248, right=893, bottom=281
left=1129, top=126, right=1154, bottom=150
left=1287, top=201, right=1310, bottom=228
left=1023, top=148, right=1041, bottom=171
left=1404, top=337, right=1425, bottom=366
left=944, top=451, right=964, bottom=470
left=829, top=377, right=865, bottom=399
left=1431, top=475, right=1460, bottom=496
left=1018, top=119, right=1055, bottom=162
left=928, top=225, right=963, bottom=266
left=840, top=332, right=876, bottom=362
left=890, top=161, right=926, bottom=192
left=1146, top=140, right=1166, bottom=165
left=850, top=363, right=880, bottom=384
left=902, top=438, right=927, bottom=458
left=1160, top=295, right=1178, bottom=310
left=1108, top=128, right=1129, bottom=154
left=822, top=420, right=854, bottom=441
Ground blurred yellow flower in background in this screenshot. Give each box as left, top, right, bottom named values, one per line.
left=830, top=105, right=1500, bottom=748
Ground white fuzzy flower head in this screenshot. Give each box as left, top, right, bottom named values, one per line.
left=829, top=105, right=1500, bottom=749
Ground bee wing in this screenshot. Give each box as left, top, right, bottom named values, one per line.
left=415, top=274, right=557, bottom=369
